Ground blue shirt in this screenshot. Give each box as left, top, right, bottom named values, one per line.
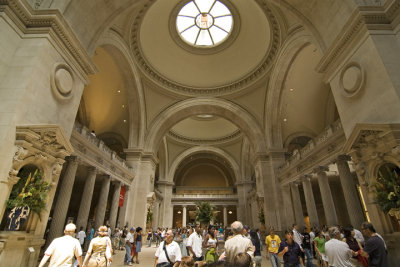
left=278, top=240, right=301, bottom=264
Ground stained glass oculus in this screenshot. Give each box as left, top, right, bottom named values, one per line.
left=176, top=0, right=233, bottom=47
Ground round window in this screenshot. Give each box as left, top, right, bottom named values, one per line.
left=176, top=0, right=233, bottom=47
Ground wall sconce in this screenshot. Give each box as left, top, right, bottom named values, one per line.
left=177, top=211, right=182, bottom=214
left=228, top=211, right=233, bottom=214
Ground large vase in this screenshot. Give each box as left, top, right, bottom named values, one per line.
left=6, top=206, right=30, bottom=231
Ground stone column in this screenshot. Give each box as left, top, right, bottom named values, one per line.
left=117, top=186, right=129, bottom=228
left=302, top=176, right=319, bottom=228
left=336, top=155, right=365, bottom=228
left=290, top=182, right=305, bottom=228
left=109, top=181, right=121, bottom=230
left=153, top=201, right=160, bottom=229
left=282, top=184, right=295, bottom=230
left=47, top=156, right=79, bottom=244
left=158, top=181, right=174, bottom=228
left=316, top=167, right=338, bottom=226
left=76, top=166, right=97, bottom=232
left=223, top=206, right=228, bottom=227
left=182, top=205, right=187, bottom=227
left=94, top=175, right=110, bottom=230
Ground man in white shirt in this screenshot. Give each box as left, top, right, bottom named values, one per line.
left=325, top=226, right=355, bottom=267
left=124, top=227, right=135, bottom=265
left=292, top=224, right=304, bottom=250
left=223, top=221, right=254, bottom=263
left=353, top=227, right=365, bottom=245
left=155, top=229, right=182, bottom=267
left=77, top=227, right=86, bottom=248
left=186, top=224, right=203, bottom=261
left=38, top=223, right=82, bottom=267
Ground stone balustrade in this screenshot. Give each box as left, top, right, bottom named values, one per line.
left=71, top=122, right=134, bottom=183
left=278, top=120, right=345, bottom=184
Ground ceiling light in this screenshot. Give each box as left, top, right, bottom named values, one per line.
left=283, top=118, right=287, bottom=122
left=228, top=211, right=233, bottom=214
left=117, top=90, right=121, bottom=93
left=177, top=211, right=182, bottom=214
left=123, top=119, right=127, bottom=123
left=289, top=88, right=294, bottom=92
left=122, top=105, right=125, bottom=108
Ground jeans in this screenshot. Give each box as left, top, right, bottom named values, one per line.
left=254, top=256, right=262, bottom=267
left=269, top=253, right=280, bottom=267
left=147, top=238, right=152, bottom=247
left=194, top=256, right=203, bottom=261
left=304, top=248, right=314, bottom=267
left=124, top=244, right=132, bottom=263
left=283, top=264, right=300, bottom=267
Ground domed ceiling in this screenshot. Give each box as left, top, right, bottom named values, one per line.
left=134, top=0, right=276, bottom=92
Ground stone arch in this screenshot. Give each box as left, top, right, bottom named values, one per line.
left=144, top=98, right=267, bottom=155
left=283, top=131, right=315, bottom=149
left=95, top=30, right=146, bottom=148
left=265, top=29, right=318, bottom=147
left=167, top=146, right=240, bottom=184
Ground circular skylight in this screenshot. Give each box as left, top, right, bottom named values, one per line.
left=176, top=0, right=233, bottom=47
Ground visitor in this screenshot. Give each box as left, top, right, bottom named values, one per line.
left=292, top=223, right=304, bottom=249
left=360, top=222, right=388, bottom=267
left=124, top=227, right=135, bottom=266
left=134, top=227, right=143, bottom=264
left=233, top=252, right=252, bottom=267
left=112, top=228, right=120, bottom=253
left=203, top=227, right=218, bottom=263
left=314, top=230, right=328, bottom=267
left=278, top=229, right=304, bottom=267
left=301, top=227, right=314, bottom=267
left=147, top=229, right=153, bottom=247
left=249, top=229, right=262, bottom=267
left=82, top=225, right=113, bottom=267
left=155, top=229, right=182, bottom=267
left=324, top=226, right=353, bottom=267
left=223, top=221, right=254, bottom=263
left=265, top=227, right=281, bottom=267
left=243, top=225, right=251, bottom=239
left=77, top=226, right=86, bottom=249
left=342, top=226, right=367, bottom=267
left=309, top=227, right=316, bottom=259
left=38, top=223, right=82, bottom=267
left=179, top=256, right=195, bottom=267
left=187, top=224, right=203, bottom=261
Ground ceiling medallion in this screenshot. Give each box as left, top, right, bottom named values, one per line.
left=130, top=0, right=281, bottom=96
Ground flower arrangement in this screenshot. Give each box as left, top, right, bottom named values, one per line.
left=375, top=166, right=400, bottom=214
left=6, top=169, right=51, bottom=220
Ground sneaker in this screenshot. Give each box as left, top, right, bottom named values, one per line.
left=128, top=263, right=133, bottom=266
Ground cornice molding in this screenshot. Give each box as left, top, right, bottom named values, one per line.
left=167, top=129, right=242, bottom=145
left=316, top=0, right=400, bottom=76
left=0, top=0, right=97, bottom=81
left=129, top=0, right=281, bottom=96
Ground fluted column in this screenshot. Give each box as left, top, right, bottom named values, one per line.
left=282, top=185, right=295, bottom=230
left=290, top=182, right=305, bottom=228
left=47, top=156, right=79, bottom=244
left=117, top=186, right=129, bottom=228
left=302, top=176, right=319, bottom=228
left=109, top=181, right=121, bottom=230
left=76, top=166, right=97, bottom=231
left=223, top=206, right=228, bottom=227
left=94, top=175, right=110, bottom=230
left=336, top=155, right=365, bottom=227
left=182, top=205, right=187, bottom=227
left=316, top=167, right=338, bottom=225
left=153, top=201, right=160, bottom=229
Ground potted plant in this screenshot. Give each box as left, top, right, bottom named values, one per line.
left=5, top=169, right=50, bottom=230
left=195, top=202, right=215, bottom=226
left=375, top=166, right=400, bottom=220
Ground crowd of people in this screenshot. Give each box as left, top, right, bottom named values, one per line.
left=38, top=220, right=388, bottom=267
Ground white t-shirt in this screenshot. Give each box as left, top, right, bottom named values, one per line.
left=325, top=238, right=353, bottom=267
left=126, top=232, right=134, bottom=243
left=187, top=232, right=203, bottom=257
left=45, top=235, right=82, bottom=267
left=155, top=241, right=182, bottom=264
left=353, top=229, right=364, bottom=245
left=77, top=231, right=86, bottom=245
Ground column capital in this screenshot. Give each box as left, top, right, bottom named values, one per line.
left=87, top=166, right=97, bottom=173
left=313, top=166, right=329, bottom=174
left=111, top=180, right=122, bottom=186
left=65, top=155, right=79, bottom=163
left=290, top=181, right=300, bottom=187
left=301, top=174, right=312, bottom=182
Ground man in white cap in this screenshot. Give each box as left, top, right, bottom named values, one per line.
left=39, top=223, right=82, bottom=267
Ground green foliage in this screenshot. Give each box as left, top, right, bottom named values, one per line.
left=6, top=169, right=50, bottom=220
left=195, top=202, right=215, bottom=225
left=146, top=208, right=153, bottom=224
left=258, top=210, right=265, bottom=224
left=375, top=166, right=400, bottom=213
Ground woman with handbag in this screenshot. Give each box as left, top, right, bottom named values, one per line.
left=155, top=229, right=182, bottom=267
left=82, top=226, right=112, bottom=267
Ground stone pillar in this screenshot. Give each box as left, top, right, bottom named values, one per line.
left=94, top=175, right=110, bottom=230
left=47, top=156, right=79, bottom=244
left=302, top=176, right=319, bottom=228
left=109, top=181, right=121, bottom=230
left=236, top=183, right=246, bottom=222
left=76, top=166, right=97, bottom=231
left=158, top=181, right=174, bottom=228
left=290, top=182, right=305, bottom=228
left=153, top=201, right=160, bottom=229
left=117, top=186, right=129, bottom=228
left=182, top=205, right=187, bottom=227
left=282, top=184, right=295, bottom=230
left=336, top=155, right=365, bottom=228
left=316, top=167, right=338, bottom=226
left=223, top=206, right=228, bottom=227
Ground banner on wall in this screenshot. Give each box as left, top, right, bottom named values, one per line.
left=119, top=186, right=125, bottom=207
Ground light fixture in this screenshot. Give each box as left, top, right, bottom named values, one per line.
left=177, top=211, right=182, bottom=214
left=228, top=211, right=232, bottom=214
left=283, top=118, right=287, bottom=122
left=289, top=88, right=294, bottom=92
left=117, top=90, right=121, bottom=93
left=123, top=119, right=127, bottom=123
left=122, top=105, right=125, bottom=108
